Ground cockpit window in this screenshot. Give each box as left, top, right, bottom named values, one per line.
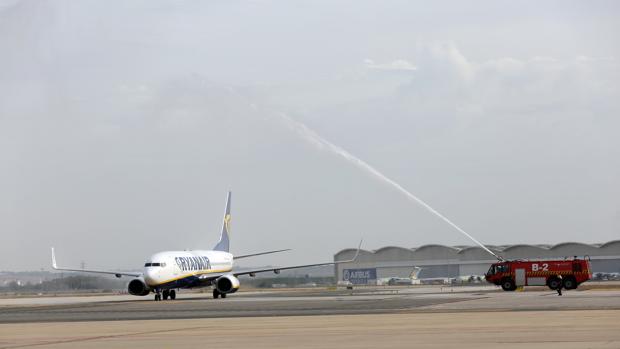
left=487, top=264, right=509, bottom=275
left=496, top=265, right=508, bottom=273
left=144, top=262, right=165, bottom=267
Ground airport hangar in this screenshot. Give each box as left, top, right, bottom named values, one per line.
left=334, top=240, right=620, bottom=284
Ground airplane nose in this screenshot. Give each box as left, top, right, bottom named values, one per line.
left=143, top=268, right=158, bottom=286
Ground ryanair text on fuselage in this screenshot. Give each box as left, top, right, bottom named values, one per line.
left=175, top=256, right=211, bottom=272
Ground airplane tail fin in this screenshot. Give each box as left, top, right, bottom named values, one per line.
left=410, top=267, right=422, bottom=280
left=213, top=191, right=231, bottom=252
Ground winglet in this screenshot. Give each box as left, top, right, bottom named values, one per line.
left=337, top=239, right=363, bottom=263
left=51, top=247, right=58, bottom=269
left=351, top=239, right=363, bottom=262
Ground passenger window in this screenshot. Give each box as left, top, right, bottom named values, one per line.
left=144, top=263, right=152, bottom=267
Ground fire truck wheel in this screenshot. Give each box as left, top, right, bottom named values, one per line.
left=501, top=278, right=516, bottom=291
left=547, top=277, right=562, bottom=290
left=563, top=277, right=577, bottom=290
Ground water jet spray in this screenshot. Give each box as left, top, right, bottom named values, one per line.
left=278, top=113, right=502, bottom=261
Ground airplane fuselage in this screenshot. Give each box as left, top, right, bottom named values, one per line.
left=143, top=250, right=233, bottom=290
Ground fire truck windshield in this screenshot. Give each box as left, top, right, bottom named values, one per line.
left=487, top=264, right=508, bottom=275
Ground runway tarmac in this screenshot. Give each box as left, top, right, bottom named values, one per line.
left=1, top=287, right=619, bottom=348
left=3, top=310, right=620, bottom=349
left=0, top=288, right=470, bottom=323
left=2, top=286, right=620, bottom=323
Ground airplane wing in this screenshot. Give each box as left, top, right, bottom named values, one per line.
left=235, top=249, right=292, bottom=259
left=51, top=248, right=141, bottom=278
left=233, top=240, right=362, bottom=277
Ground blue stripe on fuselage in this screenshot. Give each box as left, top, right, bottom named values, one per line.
left=155, top=274, right=207, bottom=290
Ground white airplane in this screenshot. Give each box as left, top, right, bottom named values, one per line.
left=52, top=191, right=361, bottom=301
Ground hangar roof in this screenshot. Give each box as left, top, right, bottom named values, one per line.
left=334, top=240, right=620, bottom=259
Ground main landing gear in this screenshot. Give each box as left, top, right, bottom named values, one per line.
left=162, top=290, right=176, bottom=300
left=213, top=289, right=226, bottom=299
left=154, top=289, right=177, bottom=301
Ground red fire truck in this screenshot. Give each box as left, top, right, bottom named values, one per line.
left=485, top=258, right=592, bottom=291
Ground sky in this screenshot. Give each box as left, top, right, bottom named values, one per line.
left=1, top=0, right=619, bottom=271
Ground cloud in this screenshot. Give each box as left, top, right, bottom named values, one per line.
left=1, top=1, right=619, bottom=270
left=386, top=43, right=620, bottom=116
left=364, top=58, right=417, bottom=71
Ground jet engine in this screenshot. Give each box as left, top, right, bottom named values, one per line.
left=215, top=275, right=240, bottom=294
left=128, top=279, right=150, bottom=296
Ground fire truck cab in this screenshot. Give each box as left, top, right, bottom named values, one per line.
left=485, top=258, right=592, bottom=291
